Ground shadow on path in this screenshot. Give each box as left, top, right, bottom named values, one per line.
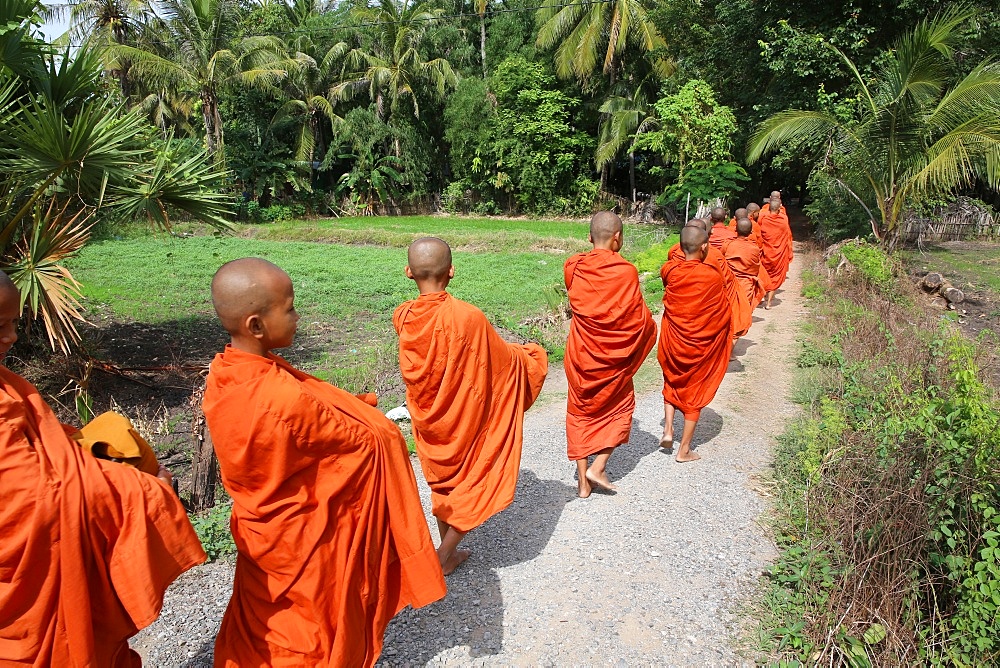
left=378, top=469, right=574, bottom=664
left=605, top=420, right=663, bottom=482
left=657, top=406, right=724, bottom=453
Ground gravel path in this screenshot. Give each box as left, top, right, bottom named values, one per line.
left=133, top=247, right=804, bottom=666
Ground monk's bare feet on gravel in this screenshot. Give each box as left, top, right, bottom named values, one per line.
left=577, top=474, right=592, bottom=498
left=441, top=548, right=471, bottom=575
left=675, top=450, right=701, bottom=463
left=586, top=468, right=617, bottom=492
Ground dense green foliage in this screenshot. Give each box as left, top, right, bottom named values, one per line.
left=759, top=248, right=1000, bottom=665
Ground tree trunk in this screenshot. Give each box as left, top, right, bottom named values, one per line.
left=480, top=14, right=487, bottom=77
left=629, top=151, right=636, bottom=203
left=189, top=383, right=217, bottom=512
left=201, top=90, right=217, bottom=155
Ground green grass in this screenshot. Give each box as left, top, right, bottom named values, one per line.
left=906, top=244, right=1000, bottom=293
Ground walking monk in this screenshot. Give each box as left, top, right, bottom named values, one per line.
left=669, top=219, right=751, bottom=339
left=758, top=191, right=794, bottom=308
left=203, top=258, right=445, bottom=667
left=0, top=271, right=205, bottom=666
left=708, top=206, right=737, bottom=250
left=724, top=217, right=766, bottom=310
left=564, top=212, right=656, bottom=498
left=658, top=227, right=733, bottom=462
left=394, top=238, right=547, bottom=574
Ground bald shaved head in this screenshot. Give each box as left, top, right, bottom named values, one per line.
left=407, top=237, right=452, bottom=281
left=0, top=272, right=19, bottom=359
left=680, top=226, right=709, bottom=257
left=684, top=218, right=710, bottom=233
left=734, top=208, right=747, bottom=219
left=0, top=271, right=17, bottom=305
left=710, top=207, right=726, bottom=223
left=746, top=203, right=760, bottom=214
left=770, top=190, right=781, bottom=198
left=590, top=211, right=623, bottom=245
left=736, top=217, right=753, bottom=236
left=211, top=258, right=291, bottom=333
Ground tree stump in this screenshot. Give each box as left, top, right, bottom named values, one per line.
left=922, top=272, right=944, bottom=291
left=189, top=382, right=217, bottom=512
left=941, top=285, right=965, bottom=304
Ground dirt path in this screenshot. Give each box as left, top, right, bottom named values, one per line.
left=134, top=245, right=807, bottom=667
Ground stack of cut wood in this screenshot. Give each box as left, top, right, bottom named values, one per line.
left=918, top=271, right=965, bottom=308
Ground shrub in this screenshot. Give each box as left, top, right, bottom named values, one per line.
left=190, top=503, right=236, bottom=561
left=633, top=236, right=679, bottom=274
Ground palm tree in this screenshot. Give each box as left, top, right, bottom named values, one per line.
left=110, top=0, right=288, bottom=157
left=0, top=5, right=231, bottom=352
left=596, top=83, right=658, bottom=200
left=66, top=0, right=151, bottom=97
left=535, top=0, right=670, bottom=85
left=329, top=0, right=457, bottom=122
left=748, top=8, right=1000, bottom=243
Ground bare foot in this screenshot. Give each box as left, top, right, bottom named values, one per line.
left=675, top=451, right=701, bottom=463
left=659, top=434, right=674, bottom=451
left=585, top=469, right=617, bottom=492
left=441, top=549, right=471, bottom=575
left=577, top=476, right=592, bottom=498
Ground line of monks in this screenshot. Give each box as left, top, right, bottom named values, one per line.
left=0, top=192, right=792, bottom=666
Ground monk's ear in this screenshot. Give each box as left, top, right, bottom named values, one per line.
left=404, top=265, right=415, bottom=280
left=448, top=265, right=455, bottom=279
left=587, top=232, right=594, bottom=245
left=612, top=230, right=623, bottom=249
left=245, top=313, right=264, bottom=339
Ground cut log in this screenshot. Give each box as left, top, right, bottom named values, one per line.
left=941, top=286, right=965, bottom=304
left=189, top=382, right=217, bottom=511
left=922, top=272, right=944, bottom=291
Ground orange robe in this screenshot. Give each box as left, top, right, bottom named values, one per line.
left=657, top=259, right=733, bottom=420
left=723, top=236, right=766, bottom=309
left=203, top=346, right=445, bottom=668
left=0, top=366, right=205, bottom=667
left=563, top=249, right=656, bottom=460
left=728, top=216, right=764, bottom=248
left=757, top=205, right=794, bottom=290
left=709, top=223, right=737, bottom=251
left=668, top=243, right=751, bottom=337
left=394, top=292, right=547, bottom=532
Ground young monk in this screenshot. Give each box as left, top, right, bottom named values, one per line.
left=0, top=271, right=206, bottom=666
left=203, top=258, right=445, bottom=667
left=708, top=206, right=737, bottom=250
left=723, top=217, right=766, bottom=310
left=394, top=237, right=547, bottom=574
left=668, top=219, right=751, bottom=339
left=564, top=212, right=656, bottom=498
left=758, top=190, right=794, bottom=308
left=657, top=227, right=733, bottom=462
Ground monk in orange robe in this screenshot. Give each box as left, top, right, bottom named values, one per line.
left=758, top=191, right=794, bottom=307
left=394, top=238, right=547, bottom=575
left=657, top=227, right=733, bottom=462
left=709, top=206, right=737, bottom=250
left=668, top=219, right=751, bottom=339
left=203, top=258, right=445, bottom=667
left=0, top=272, right=206, bottom=666
left=723, top=217, right=766, bottom=310
left=564, top=212, right=656, bottom=498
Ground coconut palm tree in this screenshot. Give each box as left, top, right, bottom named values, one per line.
left=748, top=8, right=1000, bottom=243
left=535, top=0, right=670, bottom=85
left=109, top=0, right=288, bottom=158
left=329, top=0, right=457, bottom=122
left=595, top=82, right=659, bottom=200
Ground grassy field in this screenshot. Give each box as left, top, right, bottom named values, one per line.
left=69, top=215, right=677, bottom=405
left=905, top=243, right=1000, bottom=293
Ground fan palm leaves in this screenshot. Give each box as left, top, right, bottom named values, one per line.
left=748, top=8, right=1000, bottom=241
left=329, top=0, right=457, bottom=120
left=535, top=0, right=670, bottom=84
left=109, top=0, right=289, bottom=156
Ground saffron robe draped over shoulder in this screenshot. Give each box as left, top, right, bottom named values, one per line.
left=657, top=259, right=733, bottom=420
left=668, top=243, right=751, bottom=337
left=203, top=346, right=445, bottom=668
left=709, top=223, right=737, bottom=251
left=563, top=249, right=656, bottom=460
left=758, top=205, right=794, bottom=290
left=723, top=236, right=766, bottom=310
left=393, top=292, right=547, bottom=532
left=0, top=366, right=206, bottom=667
left=728, top=217, right=764, bottom=248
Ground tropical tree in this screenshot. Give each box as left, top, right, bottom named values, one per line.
left=535, top=0, right=671, bottom=85
left=110, top=0, right=288, bottom=157
left=748, top=9, right=1000, bottom=242
left=329, top=0, right=457, bottom=122
left=1, top=1, right=232, bottom=352
left=595, top=82, right=658, bottom=200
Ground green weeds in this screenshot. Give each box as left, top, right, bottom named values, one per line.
left=190, top=503, right=236, bottom=561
